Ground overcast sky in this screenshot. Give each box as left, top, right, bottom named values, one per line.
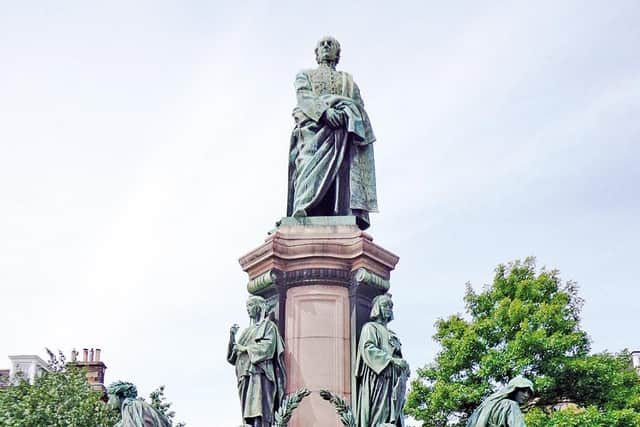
left=1, top=1, right=639, bottom=425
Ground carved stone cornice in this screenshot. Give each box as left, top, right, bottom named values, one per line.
left=239, top=223, right=399, bottom=284
left=247, top=270, right=277, bottom=294
left=353, top=267, right=390, bottom=292
left=281, top=268, right=352, bottom=288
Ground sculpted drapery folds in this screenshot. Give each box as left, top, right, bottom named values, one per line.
left=227, top=296, right=287, bottom=427
left=466, top=377, right=534, bottom=427
left=356, top=294, right=410, bottom=427
left=107, top=381, right=171, bottom=427
left=287, top=36, right=377, bottom=230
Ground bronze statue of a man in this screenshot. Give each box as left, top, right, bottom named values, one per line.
left=107, top=381, right=171, bottom=427
left=355, top=294, right=410, bottom=426
left=287, top=36, right=377, bottom=230
left=227, top=296, right=286, bottom=427
left=466, top=377, right=534, bottom=427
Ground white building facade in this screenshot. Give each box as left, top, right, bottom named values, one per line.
left=8, top=355, right=50, bottom=383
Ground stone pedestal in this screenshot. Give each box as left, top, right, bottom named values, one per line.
left=238, top=217, right=399, bottom=426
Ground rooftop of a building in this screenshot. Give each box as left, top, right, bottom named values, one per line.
left=0, top=347, right=107, bottom=391
left=632, top=350, right=640, bottom=371
left=0, top=369, right=10, bottom=388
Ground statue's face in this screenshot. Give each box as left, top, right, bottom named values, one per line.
left=246, top=299, right=262, bottom=319
left=378, top=298, right=394, bottom=322
left=316, top=37, right=339, bottom=64
left=514, top=388, right=532, bottom=405
left=107, top=393, right=123, bottom=411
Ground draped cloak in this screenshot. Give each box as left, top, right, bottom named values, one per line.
left=287, top=68, right=377, bottom=229
left=355, top=322, right=408, bottom=427
left=115, top=398, right=171, bottom=427
left=466, top=377, right=534, bottom=427
left=227, top=318, right=287, bottom=426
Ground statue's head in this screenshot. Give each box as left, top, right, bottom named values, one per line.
left=106, top=381, right=137, bottom=411
left=246, top=295, right=267, bottom=321
left=505, top=376, right=534, bottom=405
left=315, top=36, right=341, bottom=67
left=370, top=294, right=394, bottom=323
left=512, top=387, right=533, bottom=405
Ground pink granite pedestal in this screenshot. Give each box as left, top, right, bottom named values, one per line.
left=239, top=217, right=399, bottom=426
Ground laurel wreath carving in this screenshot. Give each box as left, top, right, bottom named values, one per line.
left=319, top=389, right=356, bottom=427
left=274, top=388, right=311, bottom=427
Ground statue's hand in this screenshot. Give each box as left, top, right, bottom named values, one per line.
left=234, top=344, right=248, bottom=353
left=230, top=324, right=240, bottom=337
left=323, top=108, right=344, bottom=129
left=392, top=357, right=409, bottom=372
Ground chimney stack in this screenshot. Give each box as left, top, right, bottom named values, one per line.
left=70, top=347, right=107, bottom=396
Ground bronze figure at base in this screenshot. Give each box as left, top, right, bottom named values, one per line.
left=227, top=296, right=287, bottom=427
left=355, top=294, right=410, bottom=427
left=107, top=381, right=171, bottom=427
left=466, top=377, right=534, bottom=427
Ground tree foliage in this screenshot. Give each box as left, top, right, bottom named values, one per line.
left=149, top=384, right=186, bottom=427
left=0, top=351, right=118, bottom=427
left=0, top=351, right=188, bottom=427
left=405, top=258, right=640, bottom=426
left=526, top=405, right=640, bottom=427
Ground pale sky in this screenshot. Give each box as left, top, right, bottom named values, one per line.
left=1, top=1, right=639, bottom=426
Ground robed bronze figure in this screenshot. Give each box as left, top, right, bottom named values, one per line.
left=287, top=36, right=377, bottom=230
left=355, top=294, right=410, bottom=427
left=227, top=296, right=287, bottom=427
left=466, top=377, right=533, bottom=427
left=107, top=381, right=171, bottom=427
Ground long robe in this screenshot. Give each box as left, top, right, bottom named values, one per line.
left=227, top=319, right=286, bottom=427
left=287, top=67, right=377, bottom=229
left=466, top=377, right=533, bottom=427
left=355, top=321, right=408, bottom=427
left=115, top=398, right=171, bottom=427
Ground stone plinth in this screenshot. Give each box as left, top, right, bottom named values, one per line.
left=285, top=285, right=349, bottom=426
left=238, top=216, right=399, bottom=426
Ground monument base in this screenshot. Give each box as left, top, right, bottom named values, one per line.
left=239, top=217, right=399, bottom=426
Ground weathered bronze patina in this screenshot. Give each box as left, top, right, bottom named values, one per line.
left=107, top=381, right=171, bottom=427
left=227, top=296, right=287, bottom=427
left=466, top=376, right=534, bottom=427
left=287, top=36, right=377, bottom=230
left=355, top=294, right=409, bottom=426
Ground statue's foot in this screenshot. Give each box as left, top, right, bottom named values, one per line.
left=292, top=209, right=306, bottom=218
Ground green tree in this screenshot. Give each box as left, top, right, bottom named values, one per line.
left=0, top=351, right=119, bottom=427
left=525, top=405, right=640, bottom=427
left=405, top=258, right=640, bottom=426
left=149, top=384, right=186, bottom=427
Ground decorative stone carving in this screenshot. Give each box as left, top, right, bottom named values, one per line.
left=248, top=270, right=277, bottom=295
left=354, top=268, right=390, bottom=291
left=239, top=220, right=398, bottom=284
